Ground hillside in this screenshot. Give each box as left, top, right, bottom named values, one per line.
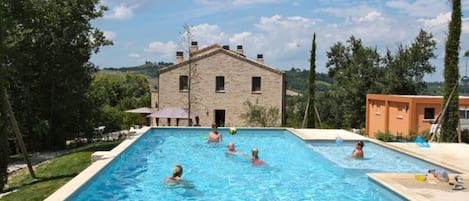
left=98, top=64, right=444, bottom=95
left=102, top=61, right=172, bottom=78
left=99, top=61, right=173, bottom=90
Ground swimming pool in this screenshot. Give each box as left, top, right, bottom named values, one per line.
left=67, top=128, right=451, bottom=201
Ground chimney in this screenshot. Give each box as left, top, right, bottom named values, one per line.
left=256, top=54, right=264, bottom=64
left=222, top=45, right=230, bottom=50
left=236, top=45, right=243, bottom=55
left=190, top=41, right=198, bottom=55
left=176, top=51, right=183, bottom=64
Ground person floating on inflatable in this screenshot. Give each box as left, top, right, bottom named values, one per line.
left=251, top=148, right=264, bottom=165
left=351, top=140, right=364, bottom=158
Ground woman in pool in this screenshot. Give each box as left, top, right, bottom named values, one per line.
left=251, top=148, right=264, bottom=165
left=207, top=124, right=222, bottom=142
left=166, top=165, right=183, bottom=182
left=351, top=140, right=364, bottom=158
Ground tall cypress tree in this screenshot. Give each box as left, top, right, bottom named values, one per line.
left=441, top=0, right=461, bottom=142
left=0, top=0, right=13, bottom=191
left=306, top=33, right=317, bottom=128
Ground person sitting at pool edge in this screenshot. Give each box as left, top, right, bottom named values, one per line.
left=428, top=169, right=449, bottom=182
left=207, top=123, right=222, bottom=142
left=226, top=142, right=238, bottom=155
left=167, top=165, right=183, bottom=181
left=351, top=140, right=364, bottom=158
left=251, top=148, right=264, bottom=165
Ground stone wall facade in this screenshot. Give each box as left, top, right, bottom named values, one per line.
left=157, top=45, right=285, bottom=127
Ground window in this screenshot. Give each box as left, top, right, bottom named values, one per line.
left=179, top=75, right=188, bottom=91
left=424, top=108, right=435, bottom=120
left=460, top=109, right=469, bottom=119
left=252, top=77, right=261, bottom=92
left=216, top=76, right=224, bottom=92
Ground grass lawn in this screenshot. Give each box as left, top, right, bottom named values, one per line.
left=1, top=140, right=122, bottom=201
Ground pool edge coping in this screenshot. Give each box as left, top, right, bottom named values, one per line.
left=45, top=127, right=468, bottom=201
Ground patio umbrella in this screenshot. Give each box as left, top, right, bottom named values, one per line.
left=147, top=107, right=198, bottom=119
left=126, top=107, right=157, bottom=127
left=125, top=107, right=156, bottom=114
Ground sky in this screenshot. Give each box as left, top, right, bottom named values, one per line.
left=91, top=0, right=469, bottom=82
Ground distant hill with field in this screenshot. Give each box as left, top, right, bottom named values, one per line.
left=98, top=64, right=444, bottom=95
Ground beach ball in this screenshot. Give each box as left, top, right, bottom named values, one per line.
left=229, top=127, right=237, bottom=135
left=335, top=137, right=343, bottom=146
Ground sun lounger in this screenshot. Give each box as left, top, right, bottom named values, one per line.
left=129, top=127, right=137, bottom=135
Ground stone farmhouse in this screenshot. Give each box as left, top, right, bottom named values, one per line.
left=153, top=42, right=286, bottom=127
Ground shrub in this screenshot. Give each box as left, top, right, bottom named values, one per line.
left=375, top=130, right=394, bottom=142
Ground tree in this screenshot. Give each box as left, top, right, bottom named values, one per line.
left=383, top=29, right=437, bottom=95
left=441, top=0, right=462, bottom=142
left=0, top=0, right=10, bottom=192
left=322, top=30, right=438, bottom=130
left=325, top=36, right=383, bottom=128
left=179, top=24, right=202, bottom=126
left=89, top=73, right=150, bottom=132
left=305, top=33, right=317, bottom=128
left=4, top=0, right=111, bottom=150
left=240, top=100, right=280, bottom=127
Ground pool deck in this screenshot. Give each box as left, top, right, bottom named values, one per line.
left=45, top=127, right=469, bottom=201
left=289, top=128, right=469, bottom=201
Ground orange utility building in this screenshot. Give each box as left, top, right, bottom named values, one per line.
left=366, top=94, right=469, bottom=138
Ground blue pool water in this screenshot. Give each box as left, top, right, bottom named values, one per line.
left=68, top=128, right=453, bottom=201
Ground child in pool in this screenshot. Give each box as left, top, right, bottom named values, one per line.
left=351, top=140, right=364, bottom=158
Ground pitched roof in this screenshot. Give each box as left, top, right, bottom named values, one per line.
left=159, top=44, right=284, bottom=75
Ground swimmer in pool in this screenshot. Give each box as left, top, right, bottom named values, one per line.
left=251, top=148, right=264, bottom=165
left=207, top=123, right=222, bottom=142
left=166, top=165, right=183, bottom=181
left=226, top=142, right=238, bottom=155
left=351, top=140, right=364, bottom=158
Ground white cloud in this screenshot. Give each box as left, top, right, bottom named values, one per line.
left=193, top=0, right=283, bottom=6
left=129, top=53, right=140, bottom=58
left=286, top=40, right=301, bottom=49
left=256, top=15, right=317, bottom=33
left=232, top=0, right=283, bottom=6
left=463, top=18, right=469, bottom=34
left=417, top=12, right=451, bottom=35
left=187, top=24, right=228, bottom=45
left=103, top=31, right=117, bottom=40
left=229, top=32, right=252, bottom=44
left=419, top=12, right=451, bottom=27
left=355, top=11, right=384, bottom=23
left=385, top=0, right=449, bottom=17
left=144, top=41, right=177, bottom=60
left=104, top=4, right=134, bottom=20
left=464, top=1, right=469, bottom=10
left=314, top=5, right=377, bottom=18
